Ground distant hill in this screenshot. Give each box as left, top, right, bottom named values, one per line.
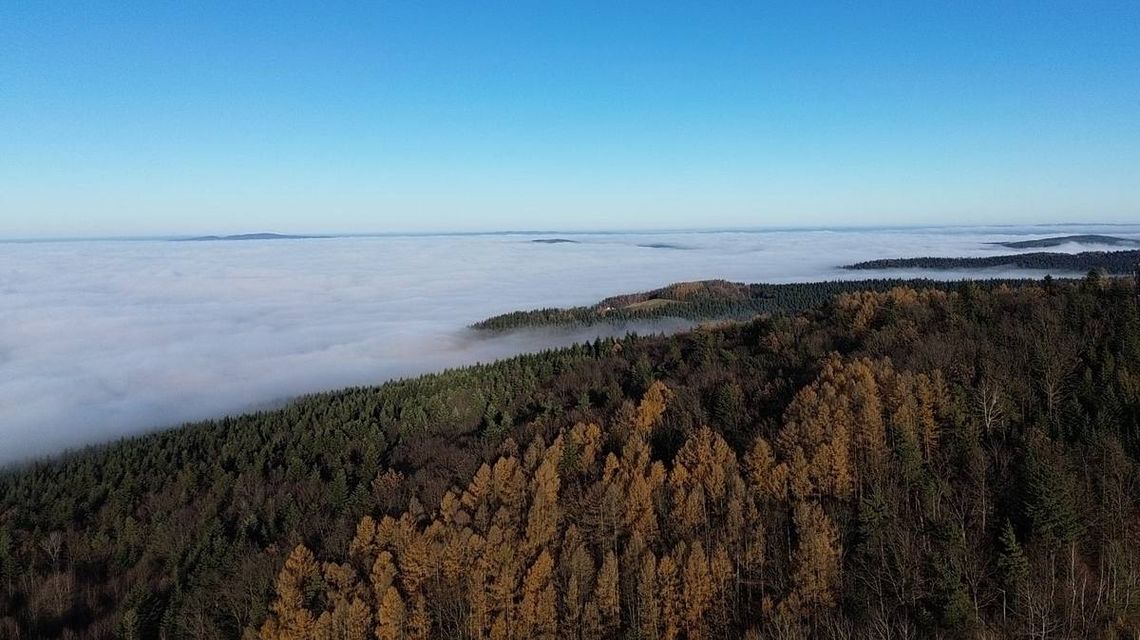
left=989, top=234, right=1140, bottom=249
left=175, top=233, right=328, bottom=241
left=637, top=242, right=690, bottom=250
left=471, top=277, right=1032, bottom=332
left=845, top=249, right=1140, bottom=273
left=530, top=238, right=580, bottom=244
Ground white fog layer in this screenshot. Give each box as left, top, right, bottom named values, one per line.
left=2, top=225, right=1138, bottom=463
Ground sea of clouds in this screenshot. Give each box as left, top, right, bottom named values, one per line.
left=2, top=223, right=1138, bottom=464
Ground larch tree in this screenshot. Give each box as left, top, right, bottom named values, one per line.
left=518, top=550, right=557, bottom=640
left=682, top=542, right=713, bottom=640
left=407, top=594, right=431, bottom=640
left=637, top=552, right=660, bottom=640
left=709, top=544, right=734, bottom=629
left=349, top=516, right=380, bottom=571
left=635, top=381, right=672, bottom=435
left=376, top=585, right=406, bottom=640
left=398, top=532, right=432, bottom=597
left=783, top=502, right=841, bottom=617
left=370, top=551, right=398, bottom=605
left=657, top=553, right=682, bottom=640
left=562, top=571, right=583, bottom=640
left=313, top=596, right=372, bottom=640
left=525, top=455, right=562, bottom=555
left=260, top=544, right=320, bottom=640
left=596, top=551, right=621, bottom=635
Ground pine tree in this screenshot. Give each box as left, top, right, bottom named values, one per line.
left=997, top=521, right=1029, bottom=588
left=996, top=520, right=1029, bottom=620
left=711, top=382, right=745, bottom=433
left=1024, top=439, right=1084, bottom=546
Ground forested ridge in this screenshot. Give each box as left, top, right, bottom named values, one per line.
left=4, top=275, right=1140, bottom=638
left=470, top=278, right=1034, bottom=332
left=845, top=249, right=1140, bottom=274
left=988, top=235, right=1140, bottom=249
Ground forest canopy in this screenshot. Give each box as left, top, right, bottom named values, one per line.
left=3, top=274, right=1140, bottom=639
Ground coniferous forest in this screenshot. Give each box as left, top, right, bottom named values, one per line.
left=4, top=275, right=1140, bottom=639
left=845, top=249, right=1140, bottom=274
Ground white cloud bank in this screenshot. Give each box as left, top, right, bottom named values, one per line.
left=2, top=224, right=1138, bottom=463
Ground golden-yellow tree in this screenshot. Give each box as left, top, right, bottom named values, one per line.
left=657, top=553, right=682, bottom=640
left=637, top=551, right=660, bottom=640
left=260, top=544, right=319, bottom=640
left=376, top=585, right=406, bottom=640
left=518, top=550, right=557, bottom=639
left=682, top=542, right=713, bottom=639
left=781, top=502, right=841, bottom=618
left=596, top=551, right=621, bottom=635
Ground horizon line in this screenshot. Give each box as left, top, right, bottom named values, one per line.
left=4, top=220, right=1140, bottom=244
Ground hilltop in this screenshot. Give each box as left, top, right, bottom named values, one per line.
left=990, top=234, right=1140, bottom=249
left=470, top=277, right=1032, bottom=332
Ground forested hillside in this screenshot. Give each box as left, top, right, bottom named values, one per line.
left=4, top=275, right=1140, bottom=639
left=470, top=278, right=1031, bottom=332
left=846, top=249, right=1140, bottom=274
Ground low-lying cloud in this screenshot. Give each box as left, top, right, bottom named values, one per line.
left=2, top=224, right=1138, bottom=464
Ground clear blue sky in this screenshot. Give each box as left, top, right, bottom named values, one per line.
left=2, top=1, right=1138, bottom=237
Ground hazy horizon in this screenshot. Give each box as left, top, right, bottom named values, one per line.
left=5, top=220, right=1140, bottom=243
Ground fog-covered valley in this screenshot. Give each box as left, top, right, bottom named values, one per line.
left=2, top=223, right=1138, bottom=462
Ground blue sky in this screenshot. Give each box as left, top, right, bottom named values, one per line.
left=2, top=1, right=1138, bottom=237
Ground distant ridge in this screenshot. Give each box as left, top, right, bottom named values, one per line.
left=637, top=242, right=691, bottom=250
left=530, top=238, right=580, bottom=244
left=989, top=234, right=1140, bottom=249
left=846, top=249, right=1140, bottom=273
left=175, top=233, right=329, bottom=241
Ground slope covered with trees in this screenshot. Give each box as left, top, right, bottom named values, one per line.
left=4, top=275, right=1140, bottom=639
left=845, top=249, right=1140, bottom=274
left=471, top=278, right=1032, bottom=332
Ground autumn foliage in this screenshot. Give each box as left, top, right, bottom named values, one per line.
left=262, top=352, right=959, bottom=639
left=8, top=278, right=1140, bottom=639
